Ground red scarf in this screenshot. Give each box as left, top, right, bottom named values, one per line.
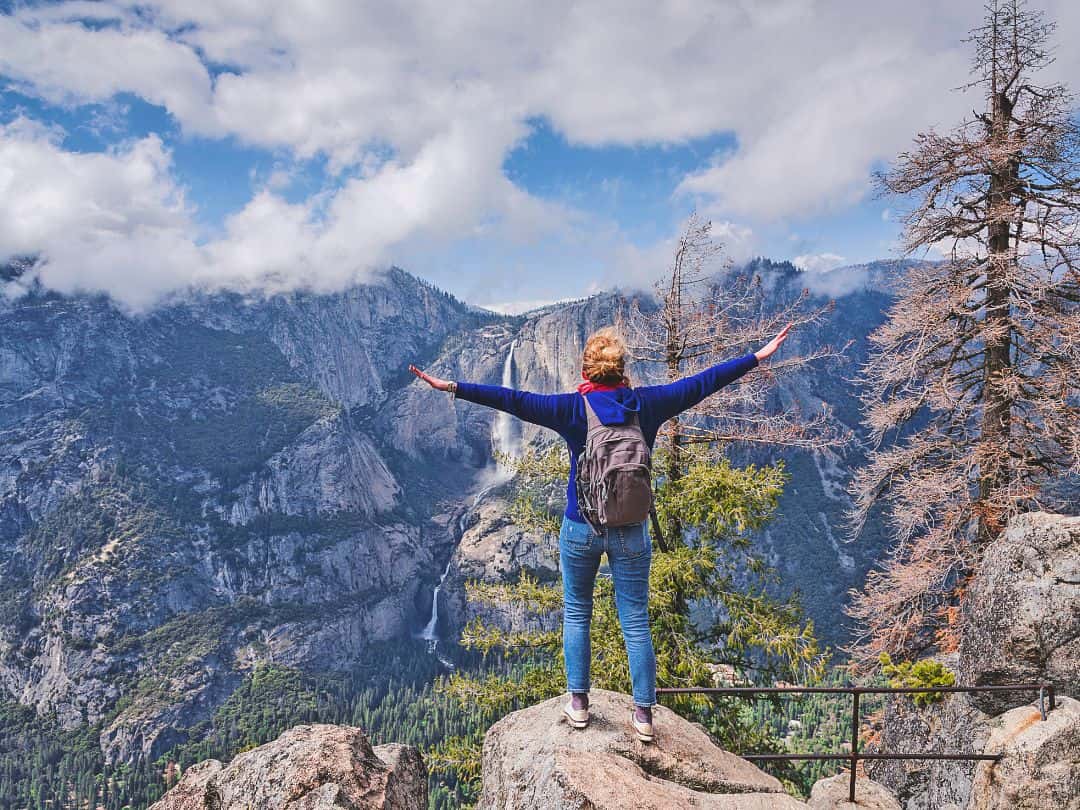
left=576, top=380, right=628, bottom=394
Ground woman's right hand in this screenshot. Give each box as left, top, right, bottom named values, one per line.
left=754, top=323, right=793, bottom=362
left=409, top=364, right=452, bottom=392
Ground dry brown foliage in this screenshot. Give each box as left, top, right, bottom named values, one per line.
left=846, top=0, right=1080, bottom=667
left=621, top=214, right=850, bottom=456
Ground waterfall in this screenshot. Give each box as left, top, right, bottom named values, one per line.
left=419, top=486, right=489, bottom=664
left=419, top=548, right=457, bottom=670
left=491, top=339, right=521, bottom=465
left=420, top=555, right=454, bottom=641
left=419, top=337, right=521, bottom=669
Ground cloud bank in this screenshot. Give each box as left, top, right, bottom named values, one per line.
left=0, top=114, right=564, bottom=308
left=1, top=0, right=1078, bottom=307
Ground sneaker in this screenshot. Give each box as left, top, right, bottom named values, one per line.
left=563, top=696, right=589, bottom=729
left=631, top=707, right=654, bottom=743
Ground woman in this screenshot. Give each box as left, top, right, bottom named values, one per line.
left=409, top=323, right=791, bottom=742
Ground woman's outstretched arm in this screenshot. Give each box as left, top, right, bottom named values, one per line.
left=408, top=365, right=577, bottom=432
left=637, top=323, right=793, bottom=424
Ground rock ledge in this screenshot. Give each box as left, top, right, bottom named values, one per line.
left=149, top=724, right=426, bottom=810
left=478, top=688, right=805, bottom=809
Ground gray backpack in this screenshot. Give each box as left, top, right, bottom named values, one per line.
left=575, top=394, right=654, bottom=532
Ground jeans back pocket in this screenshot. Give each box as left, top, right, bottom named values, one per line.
left=560, top=517, right=594, bottom=551
left=615, top=522, right=649, bottom=559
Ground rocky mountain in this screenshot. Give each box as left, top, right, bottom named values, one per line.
left=0, top=267, right=500, bottom=764
left=0, top=258, right=897, bottom=768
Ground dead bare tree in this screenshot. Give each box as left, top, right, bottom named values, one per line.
left=847, top=0, right=1080, bottom=666
left=621, top=214, right=849, bottom=544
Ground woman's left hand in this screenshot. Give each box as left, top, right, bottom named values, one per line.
left=754, top=323, right=793, bottom=362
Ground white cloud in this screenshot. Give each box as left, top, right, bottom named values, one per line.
left=579, top=217, right=758, bottom=298
left=676, top=38, right=974, bottom=220
left=603, top=237, right=683, bottom=293
left=793, top=252, right=848, bottom=274
left=263, top=165, right=296, bottom=192
left=0, top=118, right=202, bottom=308
left=0, top=13, right=214, bottom=130
left=930, top=236, right=983, bottom=261
left=202, top=114, right=555, bottom=296
left=2, top=1, right=1033, bottom=179
left=710, top=221, right=757, bottom=263
left=484, top=297, right=572, bottom=316
left=0, top=113, right=570, bottom=309
left=790, top=252, right=886, bottom=297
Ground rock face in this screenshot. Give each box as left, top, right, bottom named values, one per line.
left=958, top=512, right=1080, bottom=715
left=868, top=512, right=1080, bottom=810
left=0, top=269, right=491, bottom=761
left=865, top=678, right=992, bottom=810
left=442, top=495, right=560, bottom=637
left=807, top=774, right=901, bottom=810
left=968, top=697, right=1080, bottom=810
left=478, top=689, right=805, bottom=809
left=453, top=497, right=559, bottom=586
left=868, top=691, right=1078, bottom=810
left=149, top=724, right=427, bottom=810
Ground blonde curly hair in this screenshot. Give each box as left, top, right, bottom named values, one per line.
left=582, top=326, right=630, bottom=386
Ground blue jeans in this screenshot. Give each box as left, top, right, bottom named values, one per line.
left=559, top=515, right=656, bottom=707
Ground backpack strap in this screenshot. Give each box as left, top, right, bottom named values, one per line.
left=581, top=393, right=602, bottom=431
left=580, top=392, right=639, bottom=429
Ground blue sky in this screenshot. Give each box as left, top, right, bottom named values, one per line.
left=1, top=1, right=1078, bottom=311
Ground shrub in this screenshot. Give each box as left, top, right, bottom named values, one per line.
left=878, top=653, right=956, bottom=707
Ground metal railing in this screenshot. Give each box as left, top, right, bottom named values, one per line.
left=657, top=682, right=1057, bottom=803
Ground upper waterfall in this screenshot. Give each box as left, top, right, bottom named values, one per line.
left=492, top=338, right=522, bottom=467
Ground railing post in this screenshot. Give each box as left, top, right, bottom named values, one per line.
left=849, top=688, right=861, bottom=804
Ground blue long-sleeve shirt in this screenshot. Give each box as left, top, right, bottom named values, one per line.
left=455, top=352, right=759, bottom=523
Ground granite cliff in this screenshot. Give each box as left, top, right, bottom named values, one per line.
left=0, top=267, right=494, bottom=763
left=866, top=513, right=1080, bottom=810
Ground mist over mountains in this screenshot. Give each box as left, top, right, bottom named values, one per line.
left=0, top=257, right=898, bottom=764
